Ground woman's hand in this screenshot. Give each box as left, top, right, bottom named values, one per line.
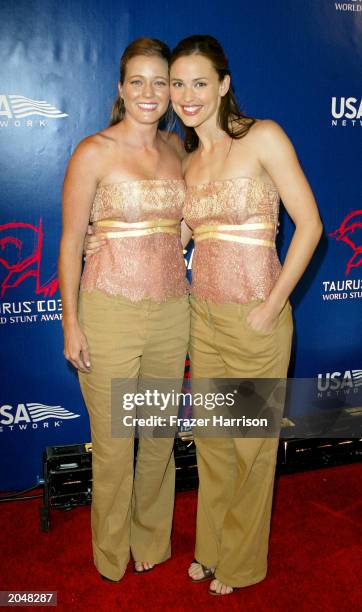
left=84, top=225, right=107, bottom=259
left=63, top=321, right=91, bottom=372
left=246, top=301, right=281, bottom=334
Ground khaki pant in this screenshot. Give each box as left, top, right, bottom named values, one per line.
left=189, top=297, right=293, bottom=588
left=78, top=290, right=190, bottom=581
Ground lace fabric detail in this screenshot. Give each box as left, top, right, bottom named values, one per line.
left=81, top=180, right=189, bottom=302
left=184, top=177, right=281, bottom=304
left=90, top=179, right=186, bottom=222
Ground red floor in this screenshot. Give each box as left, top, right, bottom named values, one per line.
left=1, top=463, right=361, bottom=611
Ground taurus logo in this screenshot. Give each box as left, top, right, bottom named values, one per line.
left=329, top=210, right=362, bottom=276
left=0, top=220, right=59, bottom=297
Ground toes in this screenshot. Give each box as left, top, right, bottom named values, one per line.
left=135, top=561, right=155, bottom=572
left=189, top=562, right=216, bottom=581
left=188, top=563, right=203, bottom=579
left=144, top=562, right=154, bottom=570
left=210, top=579, right=233, bottom=595
left=192, top=570, right=203, bottom=580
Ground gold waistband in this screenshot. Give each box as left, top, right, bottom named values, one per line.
left=193, top=222, right=275, bottom=248
left=95, top=218, right=180, bottom=239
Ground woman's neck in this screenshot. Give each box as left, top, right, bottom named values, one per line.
left=116, top=114, right=160, bottom=149
left=194, top=118, right=229, bottom=154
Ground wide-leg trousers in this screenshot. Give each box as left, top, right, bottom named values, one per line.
left=189, top=297, right=293, bottom=588
left=78, top=290, right=190, bottom=581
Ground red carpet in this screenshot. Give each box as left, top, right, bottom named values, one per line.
left=1, top=464, right=361, bottom=611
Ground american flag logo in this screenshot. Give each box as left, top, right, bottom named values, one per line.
left=26, top=403, right=80, bottom=422
left=7, top=95, right=68, bottom=119
left=352, top=370, right=362, bottom=387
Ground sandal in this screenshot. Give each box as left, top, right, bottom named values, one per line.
left=189, top=559, right=215, bottom=583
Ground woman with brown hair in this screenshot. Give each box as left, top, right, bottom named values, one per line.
left=58, top=38, right=190, bottom=582
left=169, top=35, right=322, bottom=595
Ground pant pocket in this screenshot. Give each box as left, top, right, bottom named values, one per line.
left=240, top=300, right=291, bottom=337
left=240, top=301, right=275, bottom=337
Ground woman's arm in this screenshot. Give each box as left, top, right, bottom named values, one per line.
left=58, top=139, right=101, bottom=371
left=181, top=220, right=193, bottom=249
left=180, top=151, right=194, bottom=247
left=247, top=120, right=323, bottom=331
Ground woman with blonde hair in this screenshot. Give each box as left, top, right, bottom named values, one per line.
left=59, top=37, right=189, bottom=582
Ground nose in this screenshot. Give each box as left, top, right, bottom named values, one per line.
left=182, top=85, right=194, bottom=103
left=142, top=82, right=154, bottom=98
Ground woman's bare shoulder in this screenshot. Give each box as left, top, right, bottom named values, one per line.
left=246, top=118, right=288, bottom=145
left=71, top=127, right=120, bottom=163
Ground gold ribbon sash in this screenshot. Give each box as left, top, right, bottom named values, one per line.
left=193, top=222, right=275, bottom=248
left=95, top=218, right=180, bottom=239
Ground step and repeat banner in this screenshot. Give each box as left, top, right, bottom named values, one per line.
left=1, top=0, right=361, bottom=490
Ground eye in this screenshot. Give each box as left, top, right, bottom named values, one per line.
left=195, top=81, right=207, bottom=88
left=130, top=79, right=142, bottom=86
left=154, top=80, right=168, bottom=87
left=171, top=81, right=183, bottom=88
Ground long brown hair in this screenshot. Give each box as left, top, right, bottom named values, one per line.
left=170, top=35, right=255, bottom=152
left=110, top=37, right=171, bottom=126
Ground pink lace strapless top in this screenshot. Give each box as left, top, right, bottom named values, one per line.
left=183, top=177, right=281, bottom=304
left=81, top=179, right=189, bottom=302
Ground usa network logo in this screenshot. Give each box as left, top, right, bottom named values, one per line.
left=0, top=219, right=61, bottom=325
left=0, top=403, right=80, bottom=433
left=331, top=97, right=362, bottom=127
left=317, top=370, right=362, bottom=397
left=0, top=94, right=68, bottom=128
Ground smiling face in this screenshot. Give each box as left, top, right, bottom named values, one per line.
left=170, top=54, right=230, bottom=129
left=119, top=55, right=170, bottom=125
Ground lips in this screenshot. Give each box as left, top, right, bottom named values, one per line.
left=181, top=105, right=203, bottom=116
left=138, top=103, right=158, bottom=112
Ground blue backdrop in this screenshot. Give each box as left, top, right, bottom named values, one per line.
left=1, top=0, right=361, bottom=489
